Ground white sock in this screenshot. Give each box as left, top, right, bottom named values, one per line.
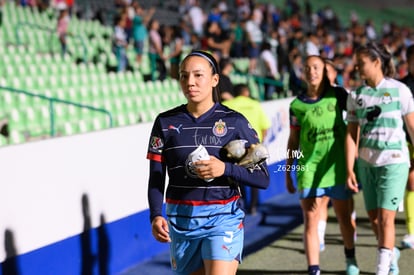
left=318, top=220, right=327, bottom=245
left=376, top=248, right=392, bottom=275
left=351, top=210, right=356, bottom=221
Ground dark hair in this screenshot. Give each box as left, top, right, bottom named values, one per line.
left=305, top=55, right=331, bottom=89
left=261, top=41, right=271, bottom=51
left=406, top=44, right=414, bottom=60
left=355, top=42, right=395, bottom=77
left=184, top=50, right=220, bottom=74
left=233, top=83, right=249, bottom=97
left=181, top=50, right=220, bottom=102
left=219, top=57, right=232, bottom=71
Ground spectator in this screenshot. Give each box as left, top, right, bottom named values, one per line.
left=230, top=18, right=247, bottom=58
left=131, top=2, right=155, bottom=68
left=288, top=53, right=306, bottom=96
left=164, top=25, right=184, bottom=80
left=305, top=32, right=320, bottom=56
left=365, top=19, right=377, bottom=41
left=217, top=57, right=234, bottom=101
left=276, top=33, right=290, bottom=76
left=245, top=9, right=263, bottom=74
left=148, top=18, right=166, bottom=81
left=189, top=31, right=201, bottom=51
left=179, top=18, right=192, bottom=46
left=65, top=0, right=74, bottom=16
left=187, top=0, right=205, bottom=38
left=112, top=14, right=129, bottom=72
left=0, top=0, right=5, bottom=27
left=206, top=3, right=221, bottom=24
left=222, top=83, right=271, bottom=214
left=204, top=21, right=232, bottom=59
left=257, top=41, right=281, bottom=100
left=57, top=6, right=70, bottom=57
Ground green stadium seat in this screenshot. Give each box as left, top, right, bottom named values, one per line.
left=91, top=117, right=106, bottom=131
left=25, top=106, right=41, bottom=127
left=115, top=114, right=128, bottom=127
left=9, top=108, right=27, bottom=132
left=78, top=119, right=92, bottom=134
left=9, top=130, right=26, bottom=145
left=59, top=121, right=76, bottom=136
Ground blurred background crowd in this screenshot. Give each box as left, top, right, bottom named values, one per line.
left=0, top=0, right=413, bottom=144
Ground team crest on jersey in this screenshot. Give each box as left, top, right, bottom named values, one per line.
left=212, top=119, right=228, bottom=137
left=327, top=102, right=335, bottom=112
left=150, top=136, right=163, bottom=150
left=381, top=92, right=392, bottom=104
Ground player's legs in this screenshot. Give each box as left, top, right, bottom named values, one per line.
left=361, top=163, right=407, bottom=275
left=199, top=225, right=243, bottom=275
left=349, top=196, right=357, bottom=241
left=329, top=186, right=359, bottom=275
left=318, top=196, right=330, bottom=251
left=403, top=156, right=414, bottom=248
left=301, top=197, right=324, bottom=266
left=202, top=259, right=238, bottom=275
left=331, top=198, right=355, bottom=249
left=376, top=164, right=407, bottom=249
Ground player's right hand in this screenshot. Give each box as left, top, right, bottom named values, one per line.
left=151, top=216, right=171, bottom=243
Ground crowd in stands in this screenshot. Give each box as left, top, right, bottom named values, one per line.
left=8, top=0, right=414, bottom=100
left=105, top=0, right=413, bottom=100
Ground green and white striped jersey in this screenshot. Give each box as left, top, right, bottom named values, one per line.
left=347, top=78, right=414, bottom=166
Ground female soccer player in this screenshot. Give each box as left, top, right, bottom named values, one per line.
left=286, top=55, right=359, bottom=275
left=146, top=50, right=270, bottom=275
left=346, top=42, right=414, bottom=275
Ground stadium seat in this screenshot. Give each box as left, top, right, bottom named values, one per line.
left=9, top=108, right=27, bottom=132
left=91, top=117, right=106, bottom=131
left=60, top=121, right=79, bottom=136
left=9, top=129, right=26, bottom=145
left=77, top=119, right=92, bottom=133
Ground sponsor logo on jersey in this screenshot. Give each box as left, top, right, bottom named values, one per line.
left=212, top=119, right=228, bottom=137
left=168, top=124, right=183, bottom=134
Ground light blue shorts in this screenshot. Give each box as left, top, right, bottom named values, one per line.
left=169, top=225, right=244, bottom=275
left=300, top=184, right=352, bottom=200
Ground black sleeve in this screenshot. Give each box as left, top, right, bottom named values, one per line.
left=334, top=86, right=349, bottom=112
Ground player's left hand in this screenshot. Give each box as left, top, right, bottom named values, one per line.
left=194, top=156, right=225, bottom=180
left=346, top=172, right=359, bottom=193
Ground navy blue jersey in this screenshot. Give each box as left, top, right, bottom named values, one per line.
left=147, top=103, right=269, bottom=223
